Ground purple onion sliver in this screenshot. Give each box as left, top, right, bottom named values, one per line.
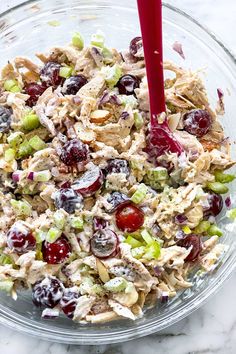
left=27, top=172, right=34, bottom=181
left=93, top=217, right=108, bottom=231
left=175, top=230, right=186, bottom=240
left=161, top=291, right=169, bottom=304
left=217, top=88, right=224, bottom=100
left=172, top=41, right=185, bottom=59
left=175, top=214, right=188, bottom=225
left=73, top=96, right=82, bottom=105
left=109, top=94, right=122, bottom=106
left=120, top=111, right=130, bottom=120
left=153, top=265, right=163, bottom=276
left=12, top=172, right=20, bottom=182
left=225, top=196, right=231, bottom=208
left=99, top=91, right=110, bottom=106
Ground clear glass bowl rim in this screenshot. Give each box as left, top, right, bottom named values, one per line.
left=0, top=0, right=235, bottom=345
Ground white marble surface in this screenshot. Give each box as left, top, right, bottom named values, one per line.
left=0, top=0, right=236, bottom=353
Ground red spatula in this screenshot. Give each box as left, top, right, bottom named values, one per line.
left=137, top=0, right=183, bottom=159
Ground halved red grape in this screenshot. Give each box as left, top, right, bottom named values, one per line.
left=59, top=139, right=89, bottom=167
left=116, top=75, right=140, bottom=95
left=24, top=82, right=47, bottom=107
left=177, top=234, right=202, bottom=262
left=129, top=36, right=144, bottom=58
left=40, top=61, right=63, bottom=87
left=146, top=124, right=184, bottom=159
left=72, top=165, right=104, bottom=197
left=105, top=159, right=130, bottom=176
left=115, top=204, right=144, bottom=232
left=183, top=109, right=212, bottom=138
left=7, top=222, right=36, bottom=254
left=42, top=235, right=71, bottom=264
left=204, top=192, right=223, bottom=217
left=62, top=75, right=88, bottom=95
left=90, top=229, right=118, bottom=259
left=54, top=188, right=83, bottom=214
left=32, top=276, right=64, bottom=308
left=60, top=288, right=80, bottom=318
left=106, top=192, right=130, bottom=213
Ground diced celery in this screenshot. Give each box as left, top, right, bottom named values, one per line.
left=4, top=148, right=16, bottom=162
left=91, top=284, right=105, bottom=295
left=0, top=254, right=13, bottom=265
left=125, top=235, right=143, bottom=248
left=53, top=210, right=66, bottom=230
left=206, top=182, right=229, bottom=194
left=182, top=225, right=191, bottom=234
left=70, top=216, right=84, bottom=230
left=91, top=32, right=105, bottom=48
left=22, top=112, right=40, bottom=131
left=35, top=242, right=43, bottom=260
left=101, top=64, right=122, bottom=88
left=208, top=224, right=223, bottom=237
left=7, top=132, right=24, bottom=148
left=0, top=280, right=14, bottom=293
left=147, top=167, right=168, bottom=181
left=102, top=47, right=113, bottom=63
left=29, top=135, right=46, bottom=151
left=104, top=277, right=127, bottom=292
left=46, top=227, right=62, bottom=243
left=141, top=229, right=154, bottom=245
left=35, top=230, right=47, bottom=242
left=4, top=79, right=21, bottom=93
left=59, top=66, right=73, bottom=78
left=34, top=170, right=51, bottom=182
left=72, top=31, right=84, bottom=50
left=17, top=140, right=34, bottom=158
left=143, top=241, right=161, bottom=260
left=131, top=183, right=148, bottom=204
left=214, top=170, right=235, bottom=184
left=119, top=94, right=138, bottom=108
left=10, top=199, right=32, bottom=216
left=131, top=246, right=146, bottom=259
left=133, top=111, right=144, bottom=129
left=194, top=220, right=211, bottom=234
left=226, top=208, right=236, bottom=220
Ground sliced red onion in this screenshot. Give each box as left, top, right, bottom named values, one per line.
left=175, top=230, right=185, bottom=240
left=27, top=171, right=34, bottom=180
left=172, top=41, right=185, bottom=59
left=153, top=265, right=163, bottom=276
left=41, top=307, right=60, bottom=319
left=93, top=217, right=109, bottom=231
left=120, top=111, right=130, bottom=120
left=225, top=196, right=231, bottom=208
left=99, top=91, right=110, bottom=106
left=217, top=88, right=225, bottom=112
left=109, top=94, right=122, bottom=106
left=175, top=214, right=188, bottom=225
left=160, top=291, right=169, bottom=303
left=90, top=47, right=103, bottom=67
left=73, top=96, right=82, bottom=105
left=12, top=171, right=22, bottom=182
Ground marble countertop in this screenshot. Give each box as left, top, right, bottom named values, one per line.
left=0, top=1, right=236, bottom=353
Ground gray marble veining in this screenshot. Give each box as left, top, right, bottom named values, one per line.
left=0, top=0, right=235, bottom=353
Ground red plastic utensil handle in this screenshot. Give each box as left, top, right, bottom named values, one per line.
left=137, top=0, right=165, bottom=124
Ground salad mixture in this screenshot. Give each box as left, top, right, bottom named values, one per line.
left=0, top=32, right=235, bottom=323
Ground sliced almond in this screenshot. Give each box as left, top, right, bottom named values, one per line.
left=96, top=258, right=110, bottom=283
left=90, top=109, right=111, bottom=124
left=75, top=123, right=96, bottom=144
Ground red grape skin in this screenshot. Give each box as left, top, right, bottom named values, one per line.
left=115, top=204, right=144, bottom=232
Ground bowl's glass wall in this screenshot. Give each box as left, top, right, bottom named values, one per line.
left=0, top=0, right=235, bottom=344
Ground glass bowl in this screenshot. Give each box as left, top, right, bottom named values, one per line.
left=0, top=0, right=235, bottom=345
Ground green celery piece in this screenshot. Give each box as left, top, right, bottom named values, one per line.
left=130, top=183, right=148, bottom=204
left=208, top=225, right=223, bottom=237
left=4, top=79, right=21, bottom=93
left=214, top=170, right=235, bottom=184
left=125, top=235, right=143, bottom=248
left=141, top=229, right=154, bottom=245
left=143, top=241, right=161, bottom=260
left=22, top=112, right=40, bottom=131
left=7, top=132, right=24, bottom=148
left=10, top=199, right=32, bottom=216
left=194, top=220, right=211, bottom=234
left=59, top=66, right=73, bottom=78
left=28, top=135, right=46, bottom=151
left=206, top=182, right=229, bottom=194
left=72, top=32, right=84, bottom=50
left=104, top=277, right=127, bottom=292
left=4, top=148, right=16, bottom=162
left=182, top=225, right=191, bottom=234
left=133, top=111, right=144, bottom=129
left=46, top=227, right=62, bottom=243
left=53, top=210, right=66, bottom=230
left=0, top=254, right=13, bottom=265
left=131, top=246, right=146, bottom=259
left=91, top=32, right=105, bottom=48
left=101, top=64, right=122, bottom=88
left=227, top=208, right=236, bottom=220
left=70, top=216, right=84, bottom=230
left=17, top=140, right=34, bottom=159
